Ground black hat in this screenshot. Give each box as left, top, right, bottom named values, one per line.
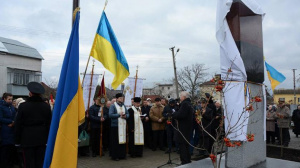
left=115, top=93, right=124, bottom=99
left=155, top=97, right=161, bottom=102
left=27, top=82, right=45, bottom=94
left=133, top=97, right=141, bottom=103
left=169, top=98, right=175, bottom=104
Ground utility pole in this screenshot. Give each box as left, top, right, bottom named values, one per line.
left=72, top=0, right=80, bottom=26
left=170, top=46, right=180, bottom=98
left=293, top=69, right=297, bottom=104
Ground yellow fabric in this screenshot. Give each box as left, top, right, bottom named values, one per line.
left=50, top=80, right=85, bottom=168
left=267, top=71, right=281, bottom=91
left=90, top=34, right=129, bottom=89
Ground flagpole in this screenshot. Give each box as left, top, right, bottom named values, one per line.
left=86, top=60, right=95, bottom=116
left=133, top=65, right=139, bottom=97
left=99, top=71, right=105, bottom=157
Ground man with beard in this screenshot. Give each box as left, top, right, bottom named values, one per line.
left=172, top=91, right=194, bottom=165
left=109, top=93, right=129, bottom=161
left=150, top=98, right=165, bottom=151
left=128, top=97, right=144, bottom=157
left=141, top=99, right=152, bottom=149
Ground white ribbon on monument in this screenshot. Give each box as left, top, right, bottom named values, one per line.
left=217, top=0, right=264, bottom=141
left=82, top=74, right=100, bottom=110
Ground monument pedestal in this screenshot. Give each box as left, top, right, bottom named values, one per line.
left=225, top=84, right=266, bottom=168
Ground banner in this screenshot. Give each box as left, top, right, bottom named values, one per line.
left=124, top=77, right=143, bottom=106
left=82, top=74, right=100, bottom=110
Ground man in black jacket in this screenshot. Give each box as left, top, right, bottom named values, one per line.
left=172, top=91, right=194, bottom=165
left=88, top=97, right=108, bottom=157
left=163, top=98, right=179, bottom=154
left=15, top=82, right=52, bottom=168
left=198, top=98, right=213, bottom=156
left=141, top=100, right=152, bottom=149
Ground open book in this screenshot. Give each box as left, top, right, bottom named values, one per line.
left=139, top=114, right=147, bottom=117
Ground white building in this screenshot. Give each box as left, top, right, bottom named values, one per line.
left=0, top=37, right=43, bottom=97
left=143, top=83, right=179, bottom=99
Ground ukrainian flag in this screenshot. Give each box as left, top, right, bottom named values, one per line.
left=43, top=11, right=85, bottom=168
left=90, top=11, right=129, bottom=89
left=265, top=61, right=286, bottom=91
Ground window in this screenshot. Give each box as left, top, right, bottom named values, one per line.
left=298, top=98, right=300, bottom=102
left=168, top=87, right=170, bottom=90
left=162, top=87, right=164, bottom=90
left=279, top=98, right=285, bottom=102
left=25, top=74, right=29, bottom=84
left=14, top=73, right=20, bottom=84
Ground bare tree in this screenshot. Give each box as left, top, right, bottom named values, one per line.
left=177, top=63, right=208, bottom=101
left=43, top=78, right=58, bottom=98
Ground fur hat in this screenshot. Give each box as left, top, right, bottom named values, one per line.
left=116, top=93, right=124, bottom=99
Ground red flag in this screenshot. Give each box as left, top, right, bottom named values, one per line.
left=98, top=76, right=106, bottom=96
left=50, top=93, right=54, bottom=103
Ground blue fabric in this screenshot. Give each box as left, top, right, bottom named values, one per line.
left=96, top=12, right=129, bottom=71
left=265, top=61, right=286, bottom=82
left=43, top=11, right=80, bottom=168
left=109, top=103, right=129, bottom=127
left=0, top=100, right=16, bottom=145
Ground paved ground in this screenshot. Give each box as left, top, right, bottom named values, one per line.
left=78, top=148, right=182, bottom=168
left=78, top=129, right=300, bottom=168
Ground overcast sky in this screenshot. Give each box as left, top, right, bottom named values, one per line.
left=1, top=0, right=299, bottom=92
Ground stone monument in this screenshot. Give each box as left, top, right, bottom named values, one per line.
left=225, top=0, right=266, bottom=167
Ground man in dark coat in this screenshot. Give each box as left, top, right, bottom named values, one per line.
left=88, top=97, right=108, bottom=157
left=141, top=99, right=152, bottom=149
left=163, top=98, right=179, bottom=153
left=292, top=105, right=300, bottom=138
left=128, top=97, right=144, bottom=158
left=103, top=101, right=111, bottom=151
left=172, top=91, right=194, bottom=165
left=198, top=98, right=213, bottom=156
left=0, top=92, right=16, bottom=168
left=15, top=82, right=52, bottom=168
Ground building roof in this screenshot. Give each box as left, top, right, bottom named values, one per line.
left=199, top=81, right=214, bottom=86
left=0, top=36, right=43, bottom=60
left=158, top=84, right=173, bottom=86
left=274, top=89, right=300, bottom=94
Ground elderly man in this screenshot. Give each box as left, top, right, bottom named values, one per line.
left=150, top=98, right=165, bottom=151
left=172, top=91, right=194, bottom=165
left=109, top=93, right=129, bottom=161
left=103, top=101, right=111, bottom=151
left=274, top=99, right=290, bottom=147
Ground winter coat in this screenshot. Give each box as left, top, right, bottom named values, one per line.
left=292, top=109, right=300, bottom=134
left=266, top=109, right=276, bottom=132
left=149, top=104, right=165, bottom=131
left=199, top=107, right=213, bottom=137
left=88, top=104, right=108, bottom=129
left=275, top=105, right=290, bottom=119
left=15, top=96, right=52, bottom=147
left=109, top=102, right=129, bottom=127
left=172, top=98, right=194, bottom=143
left=141, top=105, right=152, bottom=131
left=0, top=100, right=16, bottom=145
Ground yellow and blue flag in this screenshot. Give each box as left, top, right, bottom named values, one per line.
left=90, top=11, right=129, bottom=89
left=265, top=61, right=286, bottom=90
left=43, top=11, right=85, bottom=168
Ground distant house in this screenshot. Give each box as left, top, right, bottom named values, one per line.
left=273, top=89, right=300, bottom=105
left=142, top=83, right=179, bottom=99
left=199, top=80, right=222, bottom=102
left=0, top=37, right=43, bottom=97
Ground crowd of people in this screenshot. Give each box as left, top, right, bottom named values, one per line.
left=1, top=82, right=300, bottom=167
left=78, top=91, right=223, bottom=165
left=266, top=100, right=300, bottom=147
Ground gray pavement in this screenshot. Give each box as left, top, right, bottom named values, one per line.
left=78, top=129, right=300, bottom=168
